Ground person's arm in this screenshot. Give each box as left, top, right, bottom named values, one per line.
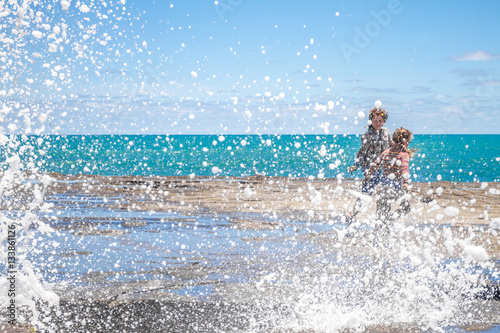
left=365, top=149, right=385, bottom=179
left=354, top=133, right=370, bottom=166
left=348, top=133, right=369, bottom=173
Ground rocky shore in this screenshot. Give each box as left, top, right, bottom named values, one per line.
left=3, top=174, right=500, bottom=332
left=44, top=173, right=500, bottom=258
left=44, top=173, right=500, bottom=226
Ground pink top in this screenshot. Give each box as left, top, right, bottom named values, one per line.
left=368, top=147, right=410, bottom=185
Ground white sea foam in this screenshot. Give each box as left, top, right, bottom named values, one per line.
left=445, top=206, right=460, bottom=216
left=60, top=0, right=70, bottom=11
left=243, top=186, right=254, bottom=198
left=464, top=244, right=489, bottom=262
left=32, top=30, right=43, bottom=39
left=0, top=0, right=133, bottom=329
left=490, top=218, right=500, bottom=230
left=79, top=4, right=90, bottom=13
left=347, top=189, right=372, bottom=203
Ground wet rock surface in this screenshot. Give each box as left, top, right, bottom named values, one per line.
left=11, top=175, right=500, bottom=332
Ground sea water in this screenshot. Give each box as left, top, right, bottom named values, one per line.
left=7, top=134, right=500, bottom=182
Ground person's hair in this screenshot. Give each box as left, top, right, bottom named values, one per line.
left=369, top=108, right=388, bottom=121
left=392, top=127, right=416, bottom=157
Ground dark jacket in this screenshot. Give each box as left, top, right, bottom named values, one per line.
left=354, top=126, right=391, bottom=173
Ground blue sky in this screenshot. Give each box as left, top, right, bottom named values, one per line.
left=2, top=0, right=500, bottom=134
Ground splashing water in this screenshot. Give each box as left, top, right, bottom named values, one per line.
left=0, top=136, right=59, bottom=326
left=242, top=222, right=497, bottom=332
left=0, top=0, right=135, bottom=329
left=0, top=1, right=499, bottom=332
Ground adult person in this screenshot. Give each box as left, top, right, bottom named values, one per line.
left=346, top=105, right=391, bottom=223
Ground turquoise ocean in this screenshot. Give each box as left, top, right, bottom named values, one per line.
left=9, top=134, right=500, bottom=182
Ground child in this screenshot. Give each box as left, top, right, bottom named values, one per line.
left=364, top=127, right=414, bottom=224
left=347, top=106, right=391, bottom=221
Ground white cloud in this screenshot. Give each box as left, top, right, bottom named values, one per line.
left=451, top=50, right=500, bottom=61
